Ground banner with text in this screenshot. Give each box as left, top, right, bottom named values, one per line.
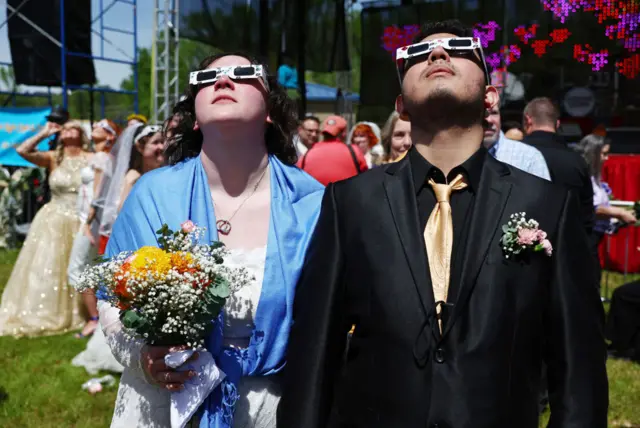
left=0, top=107, right=52, bottom=167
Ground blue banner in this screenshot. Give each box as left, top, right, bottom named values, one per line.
left=0, top=107, right=53, bottom=167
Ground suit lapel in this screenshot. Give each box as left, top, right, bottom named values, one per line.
left=442, top=156, right=512, bottom=339
left=383, top=160, right=435, bottom=317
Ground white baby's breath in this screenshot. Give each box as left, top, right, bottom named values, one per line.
left=74, top=224, right=253, bottom=349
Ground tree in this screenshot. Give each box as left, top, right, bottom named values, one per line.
left=119, top=39, right=216, bottom=121
left=306, top=9, right=362, bottom=94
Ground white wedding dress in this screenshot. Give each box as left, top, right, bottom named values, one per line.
left=102, top=246, right=278, bottom=428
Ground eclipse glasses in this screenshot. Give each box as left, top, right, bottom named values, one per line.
left=134, top=125, right=162, bottom=144
left=395, top=37, right=490, bottom=84
left=94, top=120, right=116, bottom=136
left=189, top=65, right=269, bottom=91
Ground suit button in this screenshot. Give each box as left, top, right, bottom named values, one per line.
left=434, top=348, right=445, bottom=364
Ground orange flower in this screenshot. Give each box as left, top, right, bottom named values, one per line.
left=115, top=261, right=133, bottom=299
left=170, top=251, right=196, bottom=273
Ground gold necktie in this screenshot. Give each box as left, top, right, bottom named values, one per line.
left=424, top=173, right=468, bottom=333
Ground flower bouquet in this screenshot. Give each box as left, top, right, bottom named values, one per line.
left=75, top=220, right=251, bottom=427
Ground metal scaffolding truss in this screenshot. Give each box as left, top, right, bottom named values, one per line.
left=0, top=0, right=139, bottom=116
left=152, top=0, right=180, bottom=123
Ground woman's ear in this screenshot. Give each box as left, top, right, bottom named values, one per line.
left=266, top=115, right=273, bottom=124
left=193, top=120, right=199, bottom=131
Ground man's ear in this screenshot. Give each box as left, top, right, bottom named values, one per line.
left=484, top=85, right=500, bottom=110
left=395, top=94, right=410, bottom=121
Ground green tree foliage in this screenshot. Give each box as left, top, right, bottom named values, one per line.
left=119, top=39, right=216, bottom=121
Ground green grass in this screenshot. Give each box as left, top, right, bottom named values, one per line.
left=0, top=250, right=638, bottom=427
left=0, top=250, right=118, bottom=428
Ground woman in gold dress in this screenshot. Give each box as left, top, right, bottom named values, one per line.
left=0, top=120, right=91, bottom=336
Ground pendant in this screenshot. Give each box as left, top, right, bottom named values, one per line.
left=216, top=219, right=232, bottom=235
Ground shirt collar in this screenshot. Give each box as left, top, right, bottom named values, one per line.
left=409, top=145, right=486, bottom=194
left=487, top=132, right=505, bottom=157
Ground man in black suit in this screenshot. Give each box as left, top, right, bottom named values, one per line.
left=278, top=20, right=607, bottom=428
left=522, top=97, right=594, bottom=234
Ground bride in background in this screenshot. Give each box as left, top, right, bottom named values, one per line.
left=0, top=121, right=91, bottom=337
left=72, top=124, right=165, bottom=375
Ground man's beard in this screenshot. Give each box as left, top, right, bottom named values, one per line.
left=409, top=84, right=485, bottom=131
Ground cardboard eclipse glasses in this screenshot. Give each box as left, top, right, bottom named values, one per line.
left=395, top=37, right=490, bottom=84
left=189, top=65, right=269, bottom=91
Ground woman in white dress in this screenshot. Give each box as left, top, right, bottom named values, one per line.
left=98, top=52, right=324, bottom=427
left=68, top=119, right=120, bottom=338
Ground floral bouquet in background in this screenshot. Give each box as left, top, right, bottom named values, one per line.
left=75, top=220, right=252, bottom=428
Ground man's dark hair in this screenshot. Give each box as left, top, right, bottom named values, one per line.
left=165, top=51, right=298, bottom=166
left=301, top=115, right=320, bottom=126
left=523, top=97, right=560, bottom=129
left=411, top=19, right=474, bottom=45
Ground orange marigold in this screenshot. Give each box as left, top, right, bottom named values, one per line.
left=170, top=251, right=197, bottom=273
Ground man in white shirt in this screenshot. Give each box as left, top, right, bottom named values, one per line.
left=294, top=115, right=320, bottom=156
left=484, top=106, right=551, bottom=181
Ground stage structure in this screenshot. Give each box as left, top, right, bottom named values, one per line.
left=359, top=0, right=640, bottom=126
left=177, top=0, right=352, bottom=118
left=152, top=0, right=180, bottom=123
left=0, top=0, right=139, bottom=118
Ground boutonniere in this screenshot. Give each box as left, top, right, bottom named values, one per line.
left=500, top=212, right=552, bottom=259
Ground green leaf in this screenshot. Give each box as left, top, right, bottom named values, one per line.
left=207, top=275, right=230, bottom=299
left=120, top=310, right=151, bottom=332
left=534, top=244, right=544, bottom=252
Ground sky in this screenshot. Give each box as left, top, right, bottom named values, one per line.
left=0, top=0, right=154, bottom=90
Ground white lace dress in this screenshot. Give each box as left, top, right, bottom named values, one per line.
left=101, top=246, right=279, bottom=428
left=217, top=246, right=280, bottom=428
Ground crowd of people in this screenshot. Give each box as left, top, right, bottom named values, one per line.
left=0, top=17, right=638, bottom=428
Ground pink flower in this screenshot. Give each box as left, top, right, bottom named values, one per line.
left=536, top=229, right=547, bottom=241
left=181, top=220, right=196, bottom=233
left=87, top=383, right=102, bottom=395
left=124, top=254, right=137, bottom=264
left=517, top=228, right=539, bottom=246
left=542, top=239, right=553, bottom=256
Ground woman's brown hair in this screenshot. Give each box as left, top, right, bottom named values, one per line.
left=165, top=52, right=298, bottom=166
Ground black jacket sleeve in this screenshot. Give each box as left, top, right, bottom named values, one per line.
left=546, top=189, right=608, bottom=427
left=278, top=183, right=351, bottom=428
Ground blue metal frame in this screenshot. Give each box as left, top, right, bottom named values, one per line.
left=0, top=0, right=139, bottom=117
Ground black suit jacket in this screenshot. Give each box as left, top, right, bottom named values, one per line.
left=278, top=155, right=608, bottom=428
left=523, top=131, right=594, bottom=234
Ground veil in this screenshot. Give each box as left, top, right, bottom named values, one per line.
left=92, top=124, right=142, bottom=240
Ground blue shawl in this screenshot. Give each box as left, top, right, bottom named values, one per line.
left=106, top=154, right=324, bottom=427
